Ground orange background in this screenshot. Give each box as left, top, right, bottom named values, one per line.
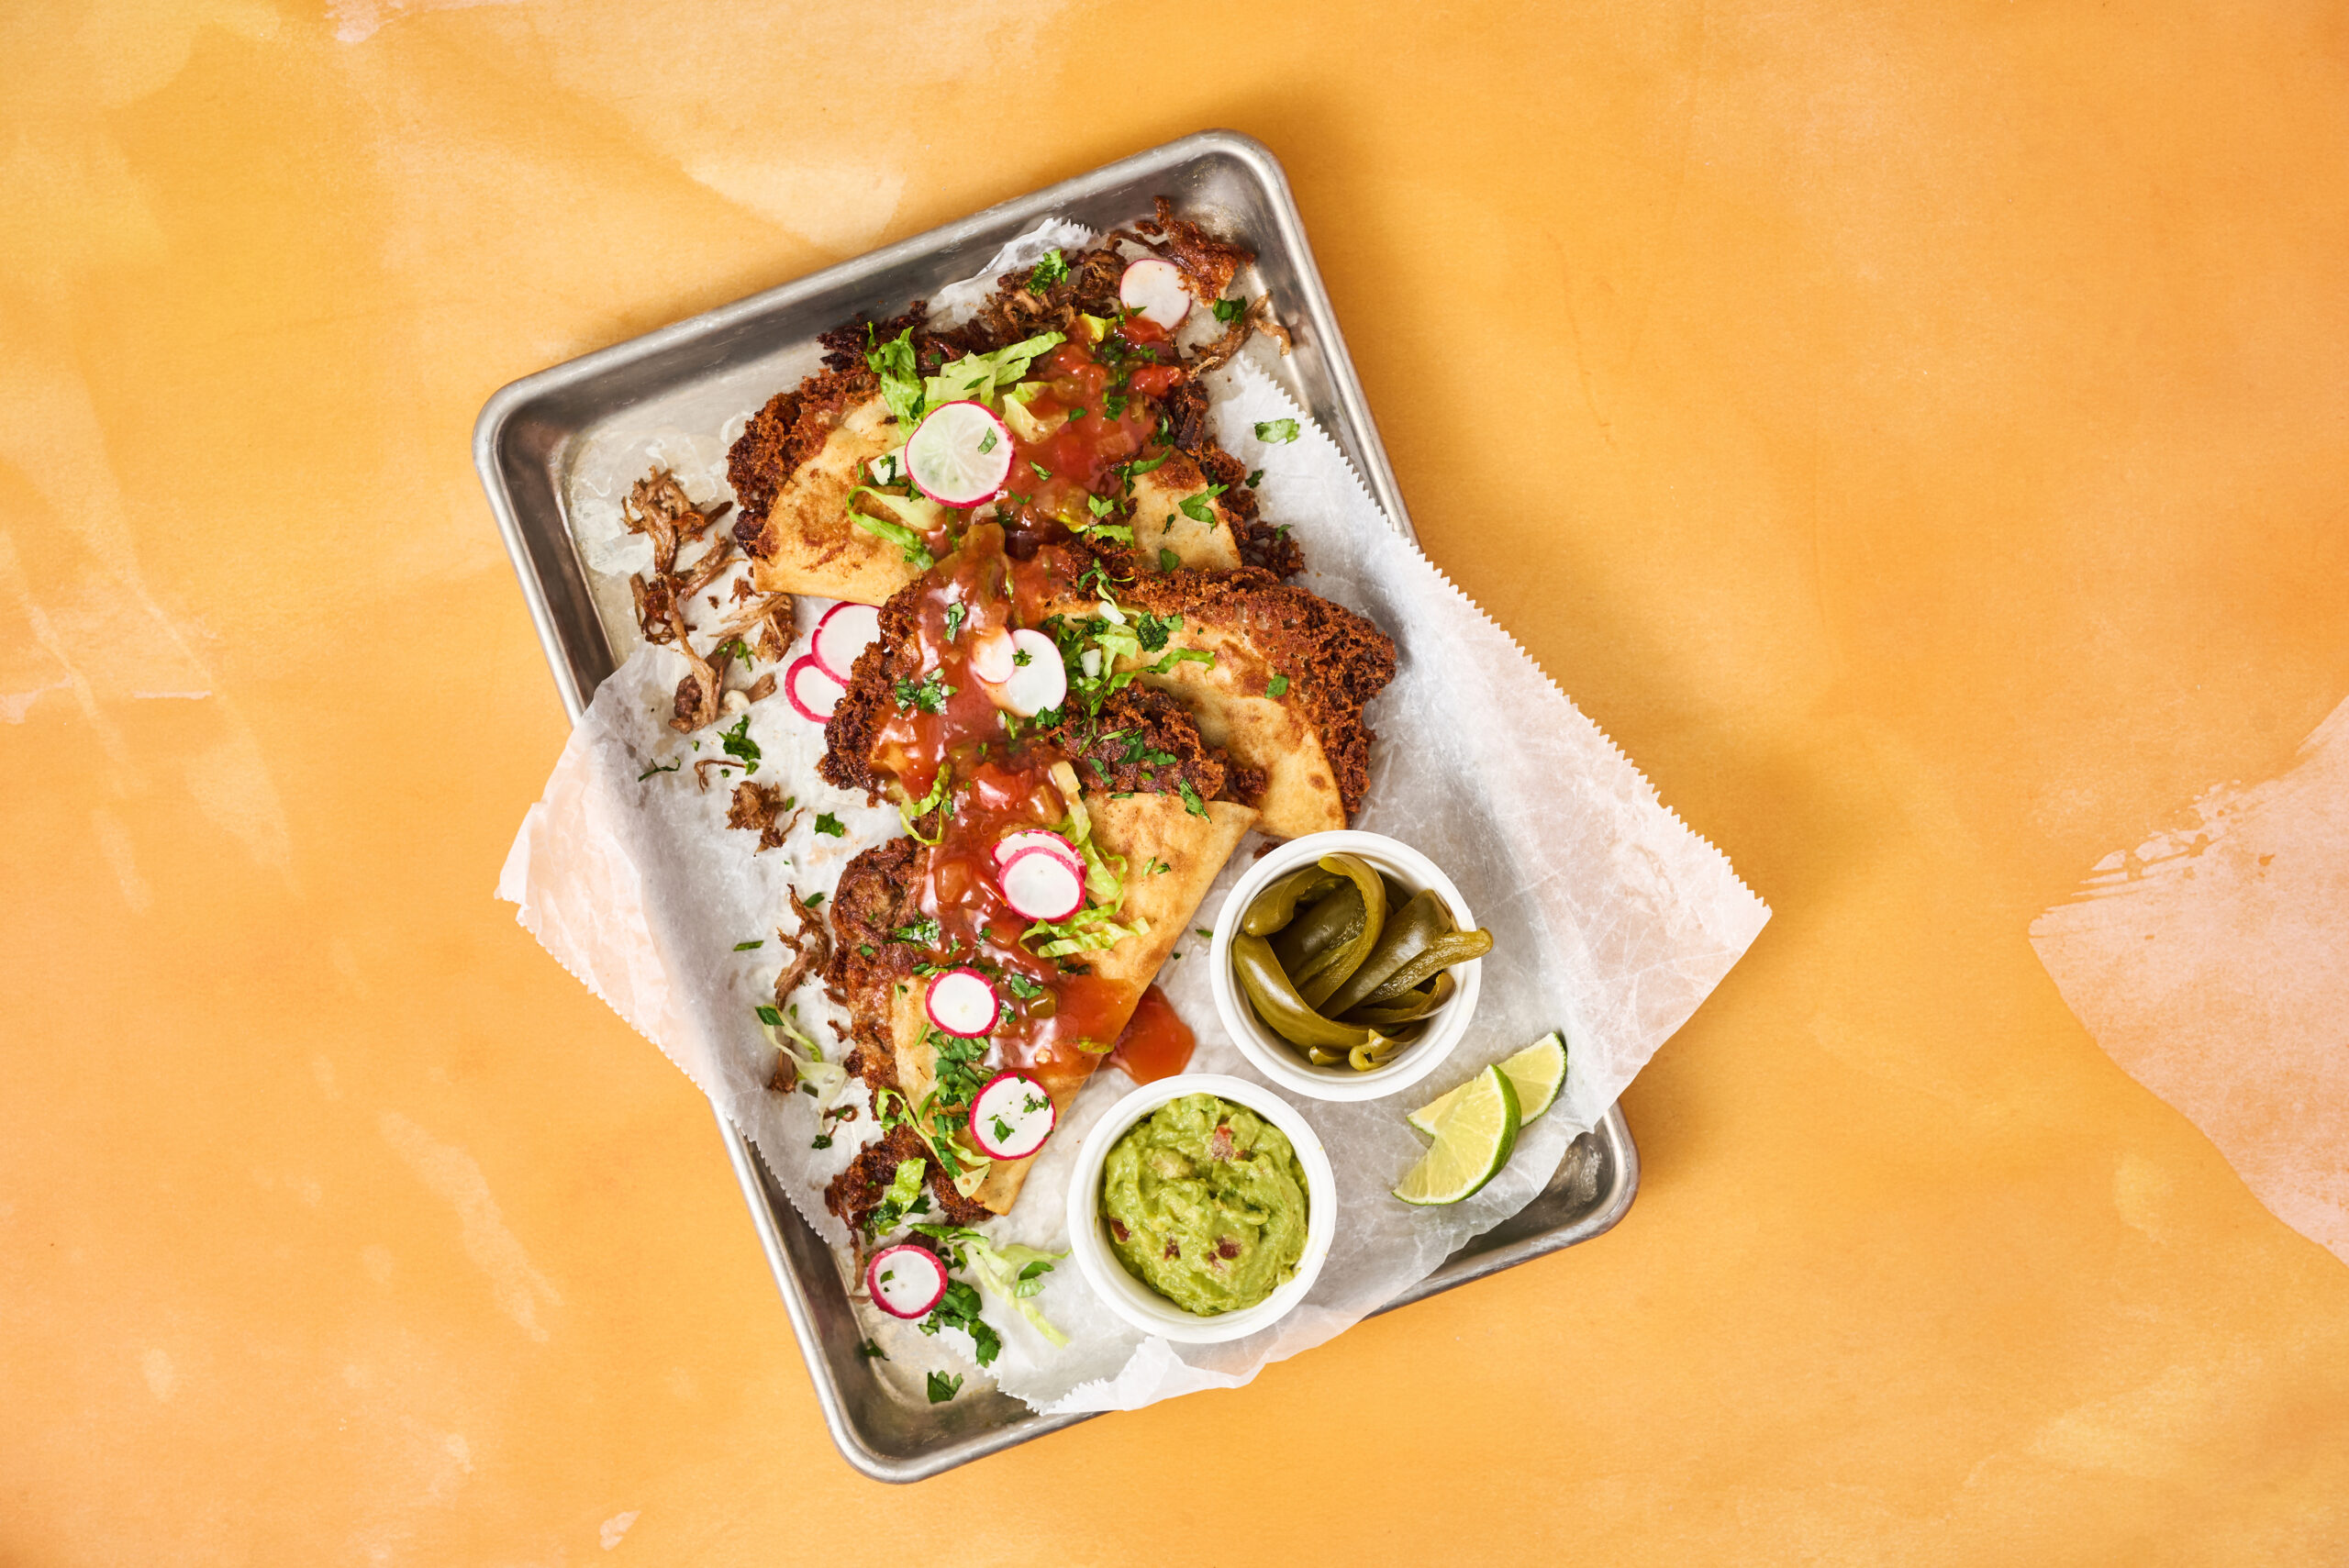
left=6, top=0, right=2348, bottom=1561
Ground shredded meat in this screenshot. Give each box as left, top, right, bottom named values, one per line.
left=774, top=886, right=831, bottom=1002
left=1121, top=197, right=1253, bottom=308
left=1034, top=684, right=1252, bottom=806
left=824, top=1123, right=991, bottom=1234
left=667, top=604, right=728, bottom=733
left=622, top=468, right=723, bottom=576
left=725, top=782, right=796, bottom=851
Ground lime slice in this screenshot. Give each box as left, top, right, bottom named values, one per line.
left=906, top=399, right=1014, bottom=506
left=1407, top=1031, right=1566, bottom=1137
left=1392, top=1063, right=1520, bottom=1206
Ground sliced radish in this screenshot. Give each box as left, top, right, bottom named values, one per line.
left=906, top=400, right=1014, bottom=507
left=925, top=968, right=1000, bottom=1039
left=968, top=1070, right=1055, bottom=1161
left=785, top=655, right=846, bottom=723
left=994, top=828, right=1081, bottom=877
left=968, top=627, right=1016, bottom=684
left=1000, top=846, right=1085, bottom=922
left=1119, top=257, right=1191, bottom=328
left=866, top=1243, right=949, bottom=1319
left=991, top=628, right=1066, bottom=717
left=811, top=602, right=881, bottom=684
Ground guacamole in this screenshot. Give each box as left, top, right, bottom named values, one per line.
left=1100, top=1094, right=1309, bottom=1316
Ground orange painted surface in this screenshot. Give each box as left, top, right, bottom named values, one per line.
left=6, top=1, right=2348, bottom=1560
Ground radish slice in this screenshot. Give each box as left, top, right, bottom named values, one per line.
left=994, top=828, right=1082, bottom=876
left=1000, top=846, right=1085, bottom=922
left=906, top=400, right=1014, bottom=507
left=866, top=1243, right=949, bottom=1319
left=925, top=968, right=1000, bottom=1038
left=785, top=655, right=846, bottom=723
left=811, top=602, right=882, bottom=683
left=1119, top=257, right=1191, bottom=328
left=968, top=627, right=1016, bottom=684
left=968, top=1070, right=1055, bottom=1161
left=992, top=628, right=1066, bottom=717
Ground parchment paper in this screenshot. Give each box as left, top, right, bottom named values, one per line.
left=498, top=224, right=1770, bottom=1413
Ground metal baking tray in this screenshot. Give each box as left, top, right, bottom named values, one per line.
left=474, top=129, right=1639, bottom=1483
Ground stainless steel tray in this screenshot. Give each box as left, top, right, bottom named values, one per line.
left=474, top=129, right=1639, bottom=1483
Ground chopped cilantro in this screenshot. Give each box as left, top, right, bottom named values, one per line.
left=1103, top=393, right=1129, bottom=420
left=804, top=891, right=826, bottom=907
left=755, top=1004, right=785, bottom=1027
left=1254, top=418, right=1300, bottom=444
left=1177, top=779, right=1208, bottom=819
left=893, top=916, right=943, bottom=948
left=811, top=1134, right=832, bottom=1150
left=1212, top=295, right=1247, bottom=322
left=1086, top=493, right=1115, bottom=518
left=1028, top=248, right=1068, bottom=291
left=858, top=943, right=874, bottom=957
left=1246, top=468, right=1264, bottom=486
left=893, top=672, right=955, bottom=715
left=719, top=715, right=761, bottom=773
left=943, top=601, right=967, bottom=641
left=1266, top=673, right=1290, bottom=698
left=733, top=940, right=763, bottom=951
left=814, top=812, right=845, bottom=837
left=1029, top=459, right=1051, bottom=480
left=1158, top=547, right=1179, bottom=572
left=638, top=757, right=681, bottom=781
left=1195, top=928, right=1213, bottom=940
left=1012, top=646, right=1032, bottom=667
left=858, top=1339, right=887, bottom=1361
left=977, top=428, right=998, bottom=455
left=919, top=1276, right=1001, bottom=1369
left=927, top=1372, right=963, bottom=1404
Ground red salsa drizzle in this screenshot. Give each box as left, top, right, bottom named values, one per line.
left=864, top=319, right=1205, bottom=1150
left=1103, top=984, right=1197, bottom=1084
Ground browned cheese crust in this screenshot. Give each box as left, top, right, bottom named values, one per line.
left=1115, top=568, right=1397, bottom=820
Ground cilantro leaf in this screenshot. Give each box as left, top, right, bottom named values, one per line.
left=1176, top=484, right=1227, bottom=524
left=1212, top=296, right=1247, bottom=322
left=1158, top=548, right=1179, bottom=572
left=1246, top=468, right=1264, bottom=487
left=1177, top=779, right=1208, bottom=819
left=733, top=940, right=763, bottom=951
left=927, top=1371, right=963, bottom=1403
left=755, top=1004, right=785, bottom=1027
left=719, top=715, right=761, bottom=773
left=814, top=813, right=845, bottom=837
left=1028, top=248, right=1069, bottom=291
left=1266, top=673, right=1290, bottom=698
left=893, top=916, right=943, bottom=948
left=942, top=601, right=967, bottom=641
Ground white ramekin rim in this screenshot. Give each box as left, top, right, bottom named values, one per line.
left=1207, top=830, right=1481, bottom=1103
left=1063, top=1073, right=1338, bottom=1345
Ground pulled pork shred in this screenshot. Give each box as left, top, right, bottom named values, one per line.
left=726, top=781, right=797, bottom=851
left=621, top=465, right=795, bottom=734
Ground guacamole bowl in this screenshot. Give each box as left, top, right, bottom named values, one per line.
left=1066, top=1074, right=1339, bottom=1344
left=1208, top=830, right=1484, bottom=1103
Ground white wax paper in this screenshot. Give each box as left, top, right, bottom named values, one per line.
left=499, top=224, right=1770, bottom=1414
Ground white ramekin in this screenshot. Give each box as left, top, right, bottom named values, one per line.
left=1208, top=829, right=1482, bottom=1102
left=1063, top=1073, right=1338, bottom=1345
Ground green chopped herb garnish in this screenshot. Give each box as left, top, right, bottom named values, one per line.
left=1029, top=459, right=1051, bottom=481
left=814, top=812, right=845, bottom=837
left=733, top=940, right=763, bottom=951
left=755, top=1004, right=785, bottom=1026
left=1028, top=248, right=1068, bottom=291
left=1158, top=548, right=1179, bottom=572
left=638, top=757, right=681, bottom=781
left=978, top=428, right=998, bottom=455
left=927, top=1371, right=963, bottom=1404
left=1254, top=418, right=1300, bottom=444
left=1212, top=296, right=1247, bottom=322
left=804, top=892, right=826, bottom=907
left=1176, top=779, right=1208, bottom=818
left=1246, top=469, right=1264, bottom=487
left=1266, top=673, right=1290, bottom=698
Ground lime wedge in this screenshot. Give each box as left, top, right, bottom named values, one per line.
left=1392, top=1063, right=1520, bottom=1206
left=1407, top=1031, right=1566, bottom=1137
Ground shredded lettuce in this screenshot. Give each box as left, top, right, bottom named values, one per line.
left=843, top=485, right=941, bottom=568
left=881, top=1158, right=926, bottom=1210
left=913, top=1223, right=1070, bottom=1347
left=866, top=327, right=925, bottom=429
left=898, top=766, right=954, bottom=844
left=755, top=1007, right=849, bottom=1105
left=923, top=332, right=1065, bottom=410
